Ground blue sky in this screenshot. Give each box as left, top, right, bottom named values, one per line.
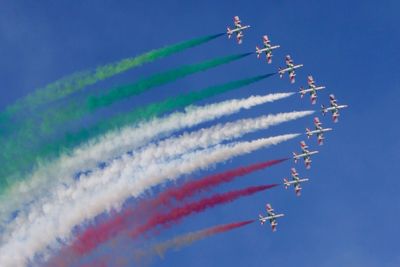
left=1, top=1, right=400, bottom=266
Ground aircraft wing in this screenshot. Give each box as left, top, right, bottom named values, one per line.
left=278, top=66, right=290, bottom=76
left=279, top=65, right=302, bottom=77
left=299, top=87, right=307, bottom=97
left=294, top=151, right=317, bottom=160
left=293, top=152, right=308, bottom=162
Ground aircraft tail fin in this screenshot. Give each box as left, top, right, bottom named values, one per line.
left=305, top=159, right=311, bottom=169
left=333, top=113, right=339, bottom=123
left=278, top=67, right=283, bottom=78
left=227, top=27, right=232, bottom=38
left=311, top=95, right=317, bottom=105
left=259, top=214, right=264, bottom=225
left=293, top=152, right=298, bottom=163
left=283, top=178, right=290, bottom=189
left=306, top=128, right=311, bottom=138
left=295, top=187, right=302, bottom=197
left=267, top=53, right=272, bottom=64
left=321, top=104, right=327, bottom=115
left=290, top=73, right=296, bottom=84
left=299, top=87, right=305, bottom=98
left=318, top=135, right=324, bottom=145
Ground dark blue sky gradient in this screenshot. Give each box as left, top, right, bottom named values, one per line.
left=1, top=1, right=400, bottom=266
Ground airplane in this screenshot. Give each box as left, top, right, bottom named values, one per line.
left=227, top=16, right=250, bottom=44
left=321, top=94, right=348, bottom=123
left=255, top=35, right=280, bottom=63
left=293, top=141, right=319, bottom=169
left=283, top=168, right=309, bottom=196
left=306, top=117, right=333, bottom=145
left=259, top=203, right=284, bottom=232
left=299, top=75, right=326, bottom=104
left=278, top=55, right=303, bottom=83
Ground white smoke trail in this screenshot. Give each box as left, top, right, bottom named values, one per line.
left=0, top=133, right=299, bottom=267
left=2, top=109, right=312, bottom=244
left=0, top=92, right=293, bottom=228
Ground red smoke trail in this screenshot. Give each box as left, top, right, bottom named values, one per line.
left=157, top=158, right=287, bottom=205
left=129, top=184, right=277, bottom=238
left=153, top=219, right=255, bottom=257
left=86, top=221, right=255, bottom=267
left=202, top=219, right=254, bottom=235
left=72, top=159, right=285, bottom=254
left=57, top=185, right=274, bottom=267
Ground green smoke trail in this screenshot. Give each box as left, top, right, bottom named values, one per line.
left=0, top=73, right=275, bottom=193
left=86, top=52, right=252, bottom=110
left=42, top=52, right=253, bottom=130
left=1, top=52, right=251, bottom=145
left=0, top=52, right=251, bottom=182
left=0, top=33, right=224, bottom=122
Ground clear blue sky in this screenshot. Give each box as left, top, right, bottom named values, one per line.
left=1, top=1, right=399, bottom=266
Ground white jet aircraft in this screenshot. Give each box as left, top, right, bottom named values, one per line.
left=299, top=75, right=326, bottom=104
left=259, top=203, right=284, bottom=232
left=321, top=94, right=348, bottom=123
left=279, top=55, right=303, bottom=83
left=293, top=141, right=319, bottom=169
left=283, top=168, right=309, bottom=196
left=255, top=35, right=280, bottom=63
left=227, top=16, right=250, bottom=44
left=306, top=117, right=333, bottom=145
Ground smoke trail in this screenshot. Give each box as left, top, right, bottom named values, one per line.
left=0, top=134, right=297, bottom=267
left=78, top=220, right=254, bottom=267
left=2, top=107, right=305, bottom=242
left=157, top=159, right=287, bottom=205
left=0, top=92, right=293, bottom=228
left=128, top=185, right=276, bottom=239
left=0, top=52, right=252, bottom=181
left=4, top=108, right=306, bottom=239
left=86, top=53, right=252, bottom=111
left=0, top=73, right=274, bottom=192
left=45, top=53, right=252, bottom=136
left=153, top=220, right=254, bottom=258
left=67, top=93, right=293, bottom=175
left=0, top=34, right=228, bottom=161
left=71, top=159, right=286, bottom=255
left=31, top=52, right=253, bottom=135
left=0, top=33, right=224, bottom=120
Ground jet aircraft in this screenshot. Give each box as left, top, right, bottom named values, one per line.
left=227, top=16, right=250, bottom=44
left=259, top=203, right=284, bottom=232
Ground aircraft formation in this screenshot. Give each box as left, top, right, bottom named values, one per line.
left=227, top=16, right=348, bottom=232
